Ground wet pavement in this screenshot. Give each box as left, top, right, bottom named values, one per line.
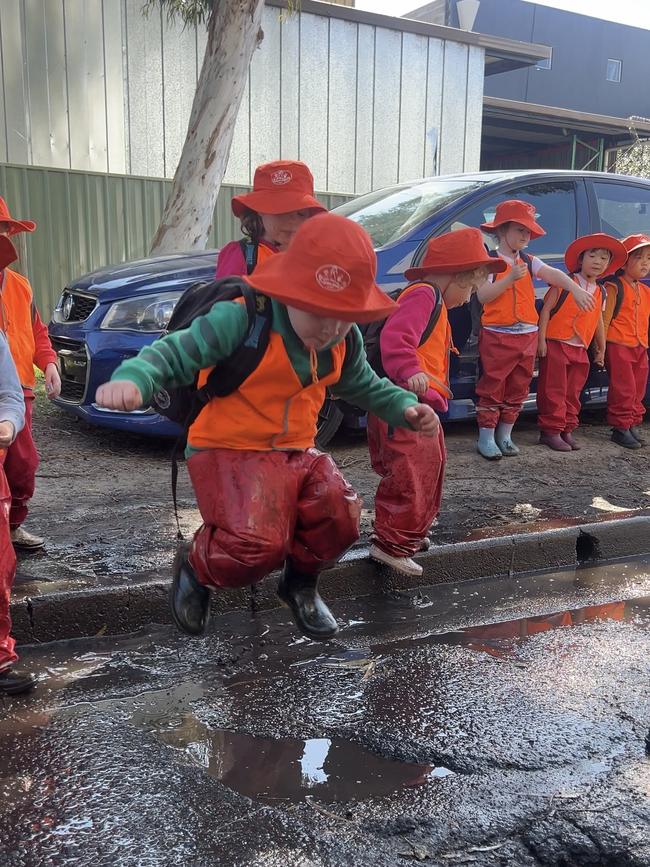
left=1, top=556, right=649, bottom=866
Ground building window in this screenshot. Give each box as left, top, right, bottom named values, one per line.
left=606, top=59, right=622, bottom=83
left=535, top=47, right=552, bottom=70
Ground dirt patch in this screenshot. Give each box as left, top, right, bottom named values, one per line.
left=15, top=388, right=650, bottom=590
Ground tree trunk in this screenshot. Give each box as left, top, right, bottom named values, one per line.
left=149, top=0, right=265, bottom=255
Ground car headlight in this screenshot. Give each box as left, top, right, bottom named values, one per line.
left=100, top=292, right=182, bottom=332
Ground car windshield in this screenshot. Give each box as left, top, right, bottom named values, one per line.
left=335, top=178, right=491, bottom=248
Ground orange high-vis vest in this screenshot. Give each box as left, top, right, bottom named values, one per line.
left=189, top=330, right=346, bottom=451
left=545, top=277, right=603, bottom=348
left=399, top=282, right=452, bottom=398
left=481, top=259, right=538, bottom=328
left=604, top=276, right=650, bottom=348
left=0, top=269, right=38, bottom=388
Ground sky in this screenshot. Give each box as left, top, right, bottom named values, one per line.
left=355, top=0, right=650, bottom=29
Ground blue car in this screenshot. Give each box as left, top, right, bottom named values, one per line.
left=49, top=169, right=650, bottom=444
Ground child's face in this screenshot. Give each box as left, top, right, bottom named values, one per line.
left=445, top=266, right=490, bottom=308
left=260, top=210, right=316, bottom=251
left=499, top=222, right=531, bottom=252
left=624, top=247, right=650, bottom=280
left=287, top=306, right=353, bottom=351
left=580, top=248, right=612, bottom=280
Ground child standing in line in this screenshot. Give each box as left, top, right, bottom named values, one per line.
left=0, top=199, right=61, bottom=551
left=215, top=161, right=326, bottom=277
left=602, top=233, right=650, bottom=449
left=96, top=214, right=438, bottom=643
left=475, top=200, right=595, bottom=460
left=537, top=234, right=627, bottom=451
left=368, top=229, right=505, bottom=577
left=0, top=236, right=33, bottom=695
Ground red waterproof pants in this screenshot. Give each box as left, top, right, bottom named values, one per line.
left=368, top=414, right=446, bottom=558
left=0, top=455, right=18, bottom=671
left=475, top=329, right=537, bottom=428
left=536, top=340, right=590, bottom=434
left=187, top=448, right=361, bottom=589
left=605, top=342, right=649, bottom=429
left=3, top=393, right=38, bottom=529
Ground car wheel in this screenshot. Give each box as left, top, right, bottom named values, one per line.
left=316, top=396, right=344, bottom=449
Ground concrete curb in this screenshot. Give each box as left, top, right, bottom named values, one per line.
left=12, top=514, right=650, bottom=644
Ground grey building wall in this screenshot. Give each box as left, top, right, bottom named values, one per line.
left=434, top=0, right=650, bottom=120
left=0, top=0, right=485, bottom=195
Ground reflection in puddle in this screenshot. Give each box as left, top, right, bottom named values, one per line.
left=132, top=711, right=454, bottom=803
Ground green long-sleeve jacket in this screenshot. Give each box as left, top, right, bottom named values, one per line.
left=110, top=298, right=418, bottom=450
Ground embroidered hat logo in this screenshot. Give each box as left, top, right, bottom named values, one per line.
left=315, top=264, right=352, bottom=292
left=271, top=169, right=292, bottom=186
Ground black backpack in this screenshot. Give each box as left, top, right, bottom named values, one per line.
left=151, top=277, right=273, bottom=429
left=598, top=274, right=626, bottom=323
left=364, top=282, right=444, bottom=378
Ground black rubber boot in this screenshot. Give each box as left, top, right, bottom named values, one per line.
left=630, top=426, right=646, bottom=446
left=0, top=668, right=36, bottom=696
left=277, top=562, right=338, bottom=642
left=611, top=428, right=642, bottom=450
left=170, top=543, right=210, bottom=637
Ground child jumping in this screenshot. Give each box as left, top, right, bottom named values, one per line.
left=602, top=233, right=650, bottom=449
left=96, top=214, right=438, bottom=642
left=0, top=236, right=34, bottom=696
left=0, top=197, right=61, bottom=551
left=537, top=233, right=627, bottom=451
left=475, top=200, right=595, bottom=460
left=215, top=160, right=326, bottom=277
left=368, top=228, right=505, bottom=577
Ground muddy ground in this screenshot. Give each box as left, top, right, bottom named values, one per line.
left=16, top=390, right=650, bottom=588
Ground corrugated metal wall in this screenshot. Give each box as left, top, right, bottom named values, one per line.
left=0, top=163, right=350, bottom=319
left=0, top=1, right=484, bottom=194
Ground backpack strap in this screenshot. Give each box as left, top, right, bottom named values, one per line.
left=611, top=276, right=624, bottom=321
left=239, top=239, right=259, bottom=275
left=548, top=288, right=569, bottom=319
left=419, top=285, right=444, bottom=345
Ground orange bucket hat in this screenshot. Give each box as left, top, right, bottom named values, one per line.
left=404, top=228, right=507, bottom=280
left=0, top=197, right=36, bottom=235
left=564, top=233, right=627, bottom=274
left=245, top=213, right=396, bottom=324
left=231, top=161, right=326, bottom=218
left=621, top=233, right=650, bottom=255
left=0, top=235, right=18, bottom=270
left=480, top=200, right=545, bottom=239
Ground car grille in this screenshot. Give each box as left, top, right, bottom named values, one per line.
left=50, top=336, right=89, bottom=404
left=55, top=290, right=97, bottom=323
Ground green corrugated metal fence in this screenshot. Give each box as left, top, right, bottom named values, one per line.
left=0, top=163, right=351, bottom=320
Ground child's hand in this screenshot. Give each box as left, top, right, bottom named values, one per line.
left=0, top=421, right=15, bottom=448
left=537, top=338, right=547, bottom=358
left=406, top=372, right=429, bottom=396
left=593, top=349, right=605, bottom=367
left=45, top=363, right=61, bottom=400
left=404, top=404, right=439, bottom=437
left=95, top=381, right=144, bottom=412
left=511, top=262, right=529, bottom=282
left=570, top=286, right=596, bottom=311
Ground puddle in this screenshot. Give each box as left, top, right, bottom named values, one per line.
left=132, top=710, right=453, bottom=803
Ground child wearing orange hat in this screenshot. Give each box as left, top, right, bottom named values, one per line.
left=602, top=234, right=650, bottom=449
left=0, top=199, right=61, bottom=551
left=368, top=228, right=505, bottom=577
left=215, top=160, right=326, bottom=277
left=537, top=234, right=627, bottom=451
left=96, top=214, right=438, bottom=642
left=475, top=200, right=596, bottom=460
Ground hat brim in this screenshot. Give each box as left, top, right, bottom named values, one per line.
left=480, top=218, right=545, bottom=240
left=625, top=239, right=650, bottom=255
left=232, top=191, right=326, bottom=218
left=244, top=253, right=397, bottom=324
left=404, top=256, right=506, bottom=281
left=564, top=235, right=628, bottom=275
left=0, top=217, right=36, bottom=235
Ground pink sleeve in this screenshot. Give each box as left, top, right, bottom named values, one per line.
left=215, top=241, right=247, bottom=278
left=379, top=285, right=449, bottom=413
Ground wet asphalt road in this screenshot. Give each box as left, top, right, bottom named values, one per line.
left=1, top=557, right=649, bottom=867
